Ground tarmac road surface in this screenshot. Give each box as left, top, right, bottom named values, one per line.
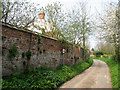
left=59, top=59, right=112, bottom=89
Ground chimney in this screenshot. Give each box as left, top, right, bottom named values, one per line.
left=39, top=13, right=45, bottom=19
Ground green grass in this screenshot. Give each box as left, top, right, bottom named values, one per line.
left=93, top=57, right=119, bottom=88
left=2, top=58, right=93, bottom=89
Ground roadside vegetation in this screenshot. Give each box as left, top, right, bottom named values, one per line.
left=2, top=58, right=93, bottom=89
left=93, top=57, right=119, bottom=88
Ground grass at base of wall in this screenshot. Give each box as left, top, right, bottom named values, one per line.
left=93, top=57, right=119, bottom=88
left=2, top=58, right=93, bottom=89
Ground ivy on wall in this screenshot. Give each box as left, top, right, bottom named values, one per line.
left=8, top=44, right=18, bottom=61
left=22, top=52, right=25, bottom=58
left=37, top=34, right=42, bottom=44
left=26, top=50, right=32, bottom=61
left=59, top=39, right=71, bottom=53
left=66, top=45, right=71, bottom=53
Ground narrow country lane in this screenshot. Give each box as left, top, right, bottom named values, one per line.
left=59, top=59, right=112, bottom=89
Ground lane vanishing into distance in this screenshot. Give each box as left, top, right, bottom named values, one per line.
left=59, top=59, right=112, bottom=89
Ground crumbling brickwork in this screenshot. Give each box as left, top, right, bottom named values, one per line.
left=2, top=23, right=90, bottom=76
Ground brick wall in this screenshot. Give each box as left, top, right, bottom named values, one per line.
left=2, top=23, right=89, bottom=76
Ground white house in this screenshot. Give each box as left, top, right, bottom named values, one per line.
left=29, top=13, right=52, bottom=34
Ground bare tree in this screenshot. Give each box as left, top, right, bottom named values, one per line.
left=64, top=1, right=92, bottom=60
left=40, top=2, right=65, bottom=39
left=1, top=0, right=40, bottom=29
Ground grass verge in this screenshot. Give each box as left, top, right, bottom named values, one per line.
left=2, top=58, right=93, bottom=89
left=93, top=57, right=119, bottom=88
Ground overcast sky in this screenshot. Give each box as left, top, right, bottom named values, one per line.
left=27, top=0, right=118, bottom=49
left=29, top=0, right=118, bottom=14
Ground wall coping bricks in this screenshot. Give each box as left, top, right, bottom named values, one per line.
left=2, top=23, right=83, bottom=48
left=2, top=22, right=58, bottom=41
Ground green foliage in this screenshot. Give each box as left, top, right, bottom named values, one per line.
left=59, top=39, right=68, bottom=48
left=26, top=51, right=32, bottom=60
left=103, top=54, right=116, bottom=60
left=66, top=45, right=70, bottom=53
left=93, top=51, right=103, bottom=57
left=103, top=54, right=109, bottom=58
left=22, top=52, right=25, bottom=58
left=91, top=48, right=94, bottom=51
left=40, top=64, right=47, bottom=70
left=61, top=65, right=72, bottom=72
left=8, top=44, right=18, bottom=60
left=59, top=39, right=71, bottom=53
left=111, top=55, right=116, bottom=61
left=37, top=34, right=42, bottom=44
left=93, top=57, right=119, bottom=88
left=74, top=56, right=78, bottom=64
left=2, top=58, right=93, bottom=89
left=56, top=58, right=93, bottom=83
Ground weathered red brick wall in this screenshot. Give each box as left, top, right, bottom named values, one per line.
left=2, top=23, right=89, bottom=76
left=74, top=46, right=80, bottom=57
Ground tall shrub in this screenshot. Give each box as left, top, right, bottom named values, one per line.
left=93, top=51, right=103, bottom=57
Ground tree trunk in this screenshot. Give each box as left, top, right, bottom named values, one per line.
left=73, top=41, right=75, bottom=65
left=83, top=33, right=85, bottom=61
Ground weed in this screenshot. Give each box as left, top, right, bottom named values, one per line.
left=2, top=58, right=93, bottom=88
left=8, top=44, right=18, bottom=61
